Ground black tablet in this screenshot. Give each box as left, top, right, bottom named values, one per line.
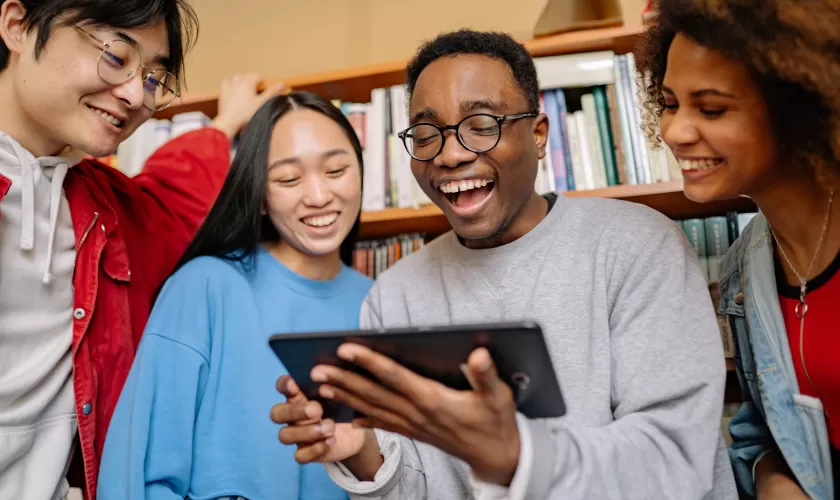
left=268, top=321, right=566, bottom=423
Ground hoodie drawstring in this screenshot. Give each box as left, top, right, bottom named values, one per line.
left=43, top=162, right=69, bottom=284
left=9, top=138, right=36, bottom=251
left=1, top=132, right=81, bottom=285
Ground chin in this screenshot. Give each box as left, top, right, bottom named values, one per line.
left=450, top=220, right=500, bottom=242
left=682, top=183, right=734, bottom=204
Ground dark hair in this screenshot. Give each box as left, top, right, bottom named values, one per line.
left=0, top=0, right=198, bottom=79
left=639, top=0, right=840, bottom=180
left=406, top=28, right=540, bottom=112
left=172, top=91, right=364, bottom=276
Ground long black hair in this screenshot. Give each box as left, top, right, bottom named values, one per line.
left=172, top=91, right=364, bottom=275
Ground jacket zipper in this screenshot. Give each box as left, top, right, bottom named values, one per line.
left=71, top=211, right=99, bottom=287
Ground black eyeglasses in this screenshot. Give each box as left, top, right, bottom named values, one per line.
left=397, top=112, right=539, bottom=161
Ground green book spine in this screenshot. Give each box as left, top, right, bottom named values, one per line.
left=592, top=86, right=619, bottom=186
left=683, top=219, right=709, bottom=283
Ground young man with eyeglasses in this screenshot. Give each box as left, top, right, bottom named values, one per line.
left=0, top=1, right=284, bottom=498
left=271, top=29, right=738, bottom=499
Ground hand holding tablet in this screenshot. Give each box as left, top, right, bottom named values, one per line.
left=268, top=322, right=566, bottom=484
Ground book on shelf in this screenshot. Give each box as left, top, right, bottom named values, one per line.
left=676, top=211, right=759, bottom=358
left=353, top=233, right=427, bottom=279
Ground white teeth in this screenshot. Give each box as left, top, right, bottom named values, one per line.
left=678, top=158, right=722, bottom=171
left=439, top=179, right=492, bottom=194
left=89, top=106, right=123, bottom=127
left=302, top=212, right=339, bottom=227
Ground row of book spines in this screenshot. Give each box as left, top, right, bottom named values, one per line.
left=536, top=53, right=677, bottom=196
left=677, top=212, right=758, bottom=285
left=352, top=233, right=427, bottom=279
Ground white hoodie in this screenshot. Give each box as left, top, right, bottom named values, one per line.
left=0, top=131, right=81, bottom=499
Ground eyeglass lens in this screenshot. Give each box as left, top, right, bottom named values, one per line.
left=404, top=114, right=501, bottom=160
left=98, top=40, right=178, bottom=110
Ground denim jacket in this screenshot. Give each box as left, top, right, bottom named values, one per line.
left=718, top=213, right=835, bottom=499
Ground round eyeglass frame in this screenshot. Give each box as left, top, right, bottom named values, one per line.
left=72, top=24, right=181, bottom=111
left=397, top=111, right=539, bottom=161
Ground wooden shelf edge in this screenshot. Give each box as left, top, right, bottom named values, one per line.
left=357, top=181, right=758, bottom=239
left=563, top=179, right=684, bottom=199
left=156, top=25, right=647, bottom=120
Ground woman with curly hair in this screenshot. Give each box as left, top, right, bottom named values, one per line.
left=640, top=1, right=840, bottom=498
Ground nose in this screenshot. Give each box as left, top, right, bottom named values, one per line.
left=433, top=129, right=478, bottom=169
left=110, top=73, right=147, bottom=111
left=661, top=109, right=700, bottom=149
left=302, top=176, right=333, bottom=207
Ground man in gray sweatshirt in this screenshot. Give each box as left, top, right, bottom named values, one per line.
left=271, top=29, right=737, bottom=499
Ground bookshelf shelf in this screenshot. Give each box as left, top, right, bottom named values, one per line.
left=357, top=181, right=757, bottom=239
left=155, top=25, right=646, bottom=121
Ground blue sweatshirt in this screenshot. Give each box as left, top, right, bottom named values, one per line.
left=98, top=247, right=373, bottom=500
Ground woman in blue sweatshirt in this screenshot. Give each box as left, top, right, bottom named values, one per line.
left=97, top=91, right=372, bottom=500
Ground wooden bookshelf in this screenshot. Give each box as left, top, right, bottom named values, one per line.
left=358, top=180, right=757, bottom=239
left=155, top=25, right=646, bottom=121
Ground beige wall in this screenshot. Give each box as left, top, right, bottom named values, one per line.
left=184, top=0, right=646, bottom=94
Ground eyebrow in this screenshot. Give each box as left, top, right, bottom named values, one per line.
left=114, top=30, right=171, bottom=69
left=461, top=99, right=505, bottom=114
left=268, top=148, right=352, bottom=170
left=411, top=108, right=437, bottom=123
left=410, top=99, right=506, bottom=124
left=662, top=86, right=736, bottom=99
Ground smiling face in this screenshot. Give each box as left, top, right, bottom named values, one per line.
left=660, top=33, right=781, bottom=202
left=264, top=108, right=362, bottom=260
left=2, top=3, right=168, bottom=156
left=408, top=54, right=546, bottom=241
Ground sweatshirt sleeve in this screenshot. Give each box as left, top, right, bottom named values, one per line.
left=97, top=332, right=209, bottom=499
left=97, top=264, right=217, bottom=500
left=473, top=225, right=727, bottom=500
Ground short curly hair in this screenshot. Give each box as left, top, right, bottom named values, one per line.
left=639, top=0, right=840, bottom=180
left=406, top=29, right=540, bottom=112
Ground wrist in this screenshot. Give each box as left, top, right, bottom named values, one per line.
left=473, top=429, right=521, bottom=486
left=210, top=115, right=241, bottom=140
left=341, top=429, right=383, bottom=481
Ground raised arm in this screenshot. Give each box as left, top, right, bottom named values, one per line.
left=129, top=75, right=286, bottom=282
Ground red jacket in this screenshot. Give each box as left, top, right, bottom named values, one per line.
left=0, top=128, right=230, bottom=499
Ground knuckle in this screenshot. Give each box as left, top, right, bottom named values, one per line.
left=414, top=389, right=440, bottom=414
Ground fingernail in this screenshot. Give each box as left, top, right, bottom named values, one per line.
left=319, top=421, right=335, bottom=435
left=311, top=368, right=328, bottom=382
left=320, top=386, right=335, bottom=399
left=325, top=436, right=337, bottom=446
left=477, top=349, right=493, bottom=373
left=304, top=403, right=319, bottom=419
left=337, top=344, right=356, bottom=361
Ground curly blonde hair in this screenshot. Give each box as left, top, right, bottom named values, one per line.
left=639, top=0, right=840, bottom=181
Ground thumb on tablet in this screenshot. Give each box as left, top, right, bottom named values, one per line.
left=466, top=348, right=508, bottom=407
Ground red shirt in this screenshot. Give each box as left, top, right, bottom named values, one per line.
left=0, top=128, right=230, bottom=499
left=777, top=249, right=840, bottom=449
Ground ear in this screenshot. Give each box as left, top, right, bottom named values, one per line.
left=0, top=0, right=28, bottom=57
left=532, top=112, right=549, bottom=160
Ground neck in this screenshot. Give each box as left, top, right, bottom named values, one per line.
left=265, top=240, right=343, bottom=281
left=463, top=192, right=548, bottom=250
left=752, top=173, right=840, bottom=283
left=0, top=69, right=65, bottom=157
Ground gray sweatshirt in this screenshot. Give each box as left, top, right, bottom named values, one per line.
left=325, top=194, right=737, bottom=499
